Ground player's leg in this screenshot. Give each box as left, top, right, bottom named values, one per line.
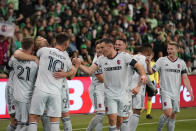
left=28, top=89, right=46, bottom=131
left=40, top=111, right=50, bottom=131
left=128, top=95, right=144, bottom=131
left=7, top=114, right=17, bottom=131
left=18, top=102, right=30, bottom=131
left=62, top=112, right=72, bottom=131
left=118, top=94, right=130, bottom=131
left=87, top=85, right=105, bottom=131
left=157, top=96, right=173, bottom=131
left=47, top=93, right=62, bottom=131
left=167, top=99, right=179, bottom=131
left=105, top=96, right=118, bottom=131
left=5, top=87, right=17, bottom=131
left=61, top=87, right=72, bottom=131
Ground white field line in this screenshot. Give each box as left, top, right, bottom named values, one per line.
left=68, top=118, right=196, bottom=131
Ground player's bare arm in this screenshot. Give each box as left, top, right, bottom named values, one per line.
left=132, top=81, right=142, bottom=95
left=74, top=57, right=98, bottom=75
left=146, top=57, right=155, bottom=75
left=95, top=74, right=104, bottom=83
left=182, top=73, right=194, bottom=101
left=134, top=62, right=148, bottom=84
left=13, top=49, right=39, bottom=65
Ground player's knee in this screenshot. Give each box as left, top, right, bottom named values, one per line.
left=147, top=97, right=152, bottom=101
left=29, top=114, right=40, bottom=123
left=170, top=113, right=176, bottom=119
left=133, top=109, right=141, bottom=115
left=62, top=112, right=70, bottom=117
left=108, top=115, right=117, bottom=126
left=50, top=117, right=60, bottom=122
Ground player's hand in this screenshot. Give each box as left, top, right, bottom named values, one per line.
left=53, top=69, right=65, bottom=79
left=145, top=57, right=151, bottom=65
left=132, top=86, right=140, bottom=95
left=72, top=58, right=81, bottom=67
left=140, top=75, right=148, bottom=84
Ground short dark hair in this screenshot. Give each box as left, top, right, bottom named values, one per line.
left=115, top=38, right=127, bottom=44
left=95, top=39, right=103, bottom=46
left=56, top=33, right=70, bottom=45
left=101, top=38, right=114, bottom=45
left=22, top=37, right=34, bottom=50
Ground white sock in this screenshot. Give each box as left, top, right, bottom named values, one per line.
left=28, top=122, right=38, bottom=131
left=109, top=125, right=117, bottom=131
left=128, top=114, right=140, bottom=131
left=167, top=118, right=175, bottom=131
left=62, top=117, right=72, bottom=131
left=157, top=114, right=169, bottom=131
left=120, top=119, right=128, bottom=131
left=41, top=113, right=50, bottom=131
left=50, top=122, right=60, bottom=131
left=87, top=112, right=104, bottom=131
left=6, top=123, right=16, bottom=131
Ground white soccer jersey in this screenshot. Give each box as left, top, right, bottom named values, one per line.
left=152, top=56, right=187, bottom=101
left=95, top=52, right=137, bottom=98
left=35, top=47, right=72, bottom=95
left=6, top=70, right=14, bottom=88
left=91, top=55, right=104, bottom=89
left=9, top=57, right=38, bottom=103
left=129, top=54, right=147, bottom=95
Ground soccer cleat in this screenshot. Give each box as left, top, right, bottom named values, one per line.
left=146, top=114, right=153, bottom=119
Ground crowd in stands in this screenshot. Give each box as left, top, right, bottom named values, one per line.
left=0, top=0, right=196, bottom=77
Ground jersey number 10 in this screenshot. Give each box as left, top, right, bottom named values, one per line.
left=48, top=56, right=64, bottom=72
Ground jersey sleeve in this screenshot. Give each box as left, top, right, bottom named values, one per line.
left=125, top=53, right=137, bottom=67
left=152, top=58, right=162, bottom=72
left=8, top=56, right=15, bottom=68
left=94, top=56, right=101, bottom=69
left=36, top=47, right=46, bottom=57
left=181, top=60, right=187, bottom=74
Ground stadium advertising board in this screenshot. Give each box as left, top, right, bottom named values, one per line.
left=0, top=76, right=196, bottom=118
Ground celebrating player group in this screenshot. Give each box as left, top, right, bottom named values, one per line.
left=5, top=33, right=194, bottom=131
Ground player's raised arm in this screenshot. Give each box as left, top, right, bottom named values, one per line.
left=14, top=49, right=39, bottom=64
left=182, top=73, right=194, bottom=101
left=146, top=57, right=155, bottom=75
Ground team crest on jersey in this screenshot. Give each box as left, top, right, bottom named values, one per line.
left=177, top=64, right=180, bottom=68
left=164, top=102, right=167, bottom=106
left=98, top=104, right=102, bottom=108
left=117, top=60, right=121, bottom=65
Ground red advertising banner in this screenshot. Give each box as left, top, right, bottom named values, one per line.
left=0, top=76, right=196, bottom=119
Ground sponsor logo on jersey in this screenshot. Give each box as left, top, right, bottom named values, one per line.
left=165, top=64, right=169, bottom=66
left=165, top=69, right=180, bottom=73
left=104, top=66, right=122, bottom=71
left=105, top=63, right=108, bottom=65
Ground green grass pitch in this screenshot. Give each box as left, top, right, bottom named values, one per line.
left=0, top=107, right=195, bottom=131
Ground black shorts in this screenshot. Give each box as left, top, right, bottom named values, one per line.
left=146, top=81, right=155, bottom=97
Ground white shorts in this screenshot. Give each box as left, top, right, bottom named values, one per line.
left=5, top=86, right=15, bottom=114
left=30, top=88, right=61, bottom=117
left=161, top=95, right=180, bottom=113
left=15, top=100, right=30, bottom=123
left=61, top=86, right=70, bottom=113
left=105, top=94, right=131, bottom=117
left=89, top=84, right=105, bottom=111
left=132, top=94, right=145, bottom=109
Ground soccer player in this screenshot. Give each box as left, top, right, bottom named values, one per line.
left=9, top=38, right=38, bottom=131
left=87, top=39, right=105, bottom=131
left=73, top=38, right=147, bottom=131
left=28, top=33, right=79, bottom=131
left=146, top=41, right=194, bottom=131
left=128, top=45, right=156, bottom=131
